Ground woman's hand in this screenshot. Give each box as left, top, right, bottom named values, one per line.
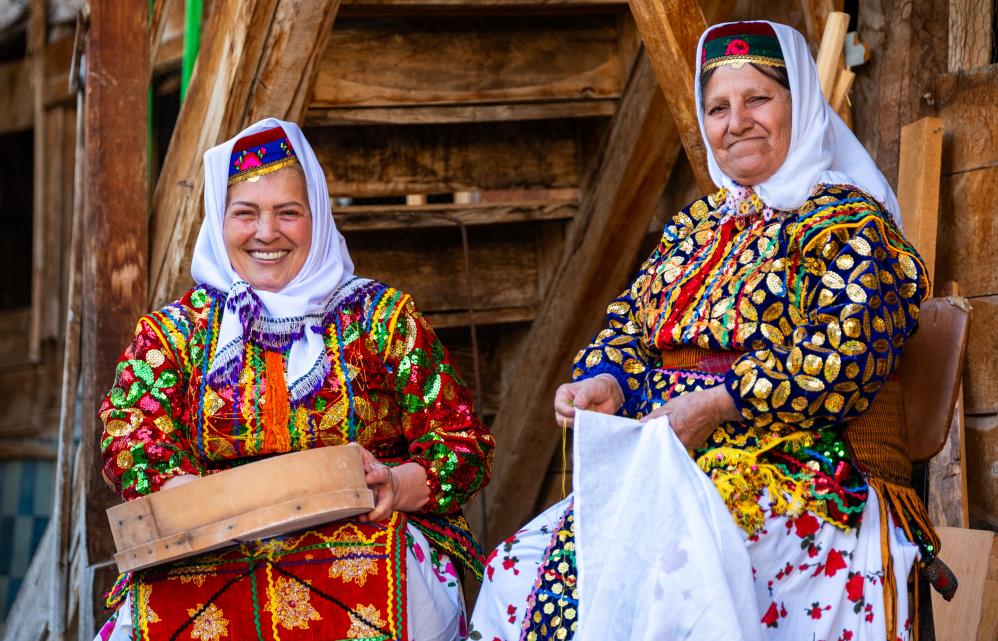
left=161, top=474, right=199, bottom=490
left=554, top=374, right=625, bottom=428
left=351, top=444, right=430, bottom=522
left=638, top=385, right=742, bottom=449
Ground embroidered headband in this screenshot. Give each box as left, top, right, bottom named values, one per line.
left=701, top=21, right=785, bottom=72
left=228, top=125, right=299, bottom=186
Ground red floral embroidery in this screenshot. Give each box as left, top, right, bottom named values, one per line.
left=793, top=513, right=820, bottom=538
left=806, top=602, right=832, bottom=620
left=845, top=572, right=865, bottom=603
left=725, top=38, right=750, bottom=56
left=822, top=549, right=847, bottom=577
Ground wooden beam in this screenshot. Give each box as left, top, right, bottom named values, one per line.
left=347, top=225, right=540, bottom=313
left=931, top=527, right=998, bottom=641
left=966, top=413, right=998, bottom=529
left=964, top=295, right=998, bottom=415
left=306, top=100, right=617, bottom=126
left=310, top=119, right=586, bottom=199
left=896, top=117, right=944, bottom=279
left=424, top=305, right=534, bottom=329
left=312, top=15, right=622, bottom=110
left=334, top=200, right=577, bottom=231
left=81, top=1, right=149, bottom=630
left=28, top=0, right=46, bottom=364
left=627, top=0, right=724, bottom=195
left=0, top=59, right=33, bottom=135
left=148, top=0, right=343, bottom=308
left=340, top=0, right=629, bottom=14
left=851, top=0, right=947, bottom=189
left=815, top=10, right=848, bottom=99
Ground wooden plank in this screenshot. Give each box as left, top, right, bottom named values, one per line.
left=627, top=0, right=724, bottom=195
left=948, top=0, right=995, bottom=71
left=425, top=305, right=534, bottom=329
left=27, top=0, right=46, bottom=365
left=936, top=68, right=998, bottom=176
left=341, top=0, right=628, bottom=13
left=0, top=438, right=58, bottom=460
left=896, top=117, right=943, bottom=280
left=346, top=225, right=540, bottom=313
left=306, top=100, right=617, bottom=126
left=81, top=0, right=149, bottom=597
left=334, top=200, right=576, bottom=231
left=851, top=0, right=948, bottom=187
left=966, top=414, right=998, bottom=529
left=41, top=34, right=74, bottom=107
left=0, top=308, right=32, bottom=367
left=308, top=120, right=584, bottom=199
left=312, top=16, right=622, bottom=109
left=0, top=59, right=33, bottom=135
left=815, top=10, right=848, bottom=99
left=931, top=527, right=998, bottom=641
left=50, top=93, right=83, bottom=641
left=936, top=167, right=998, bottom=298
left=148, top=0, right=343, bottom=308
left=964, top=296, right=998, bottom=415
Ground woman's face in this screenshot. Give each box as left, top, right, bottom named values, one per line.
left=223, top=167, right=312, bottom=292
left=702, top=64, right=792, bottom=186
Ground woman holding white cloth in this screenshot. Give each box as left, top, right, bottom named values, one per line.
left=472, top=21, right=947, bottom=641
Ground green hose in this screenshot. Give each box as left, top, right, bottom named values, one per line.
left=180, top=0, right=203, bottom=102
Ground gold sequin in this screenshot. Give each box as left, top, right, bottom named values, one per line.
left=187, top=603, right=229, bottom=641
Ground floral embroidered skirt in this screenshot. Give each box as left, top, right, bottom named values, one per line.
left=470, top=489, right=918, bottom=641
left=96, top=513, right=467, bottom=641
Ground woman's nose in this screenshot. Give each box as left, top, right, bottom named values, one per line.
left=254, top=213, right=279, bottom=242
left=728, top=102, right=753, bottom=135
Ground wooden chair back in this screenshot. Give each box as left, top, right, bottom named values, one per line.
left=899, top=297, right=971, bottom=462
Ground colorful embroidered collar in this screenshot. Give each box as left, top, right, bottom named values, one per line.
left=701, top=21, right=785, bottom=72
left=228, top=125, right=299, bottom=186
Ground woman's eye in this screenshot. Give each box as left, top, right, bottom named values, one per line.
left=279, top=209, right=302, bottom=218
left=708, top=105, right=727, bottom=115
left=749, top=95, right=770, bottom=104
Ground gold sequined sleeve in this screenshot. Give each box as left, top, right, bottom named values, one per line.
left=571, top=245, right=664, bottom=417
left=724, top=207, right=928, bottom=430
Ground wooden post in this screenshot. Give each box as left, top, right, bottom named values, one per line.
left=80, top=0, right=149, bottom=630
left=626, top=0, right=732, bottom=195
left=147, top=0, right=343, bottom=308
left=815, top=10, right=848, bottom=100
left=931, top=527, right=998, bottom=641
left=27, top=0, right=46, bottom=364
left=851, top=0, right=948, bottom=187
left=897, top=117, right=944, bottom=280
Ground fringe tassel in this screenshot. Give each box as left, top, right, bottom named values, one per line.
left=263, top=350, right=291, bottom=453
left=868, top=477, right=945, bottom=641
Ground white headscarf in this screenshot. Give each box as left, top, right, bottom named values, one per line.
left=192, top=117, right=356, bottom=403
left=694, top=21, right=902, bottom=224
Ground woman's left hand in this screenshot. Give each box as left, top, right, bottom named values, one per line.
left=638, top=385, right=741, bottom=449
left=351, top=444, right=430, bottom=522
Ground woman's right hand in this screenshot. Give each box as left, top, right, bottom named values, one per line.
left=554, top=374, right=625, bottom=428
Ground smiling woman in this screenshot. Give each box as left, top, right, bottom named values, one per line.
left=223, top=167, right=312, bottom=293
left=95, top=118, right=495, bottom=641
left=472, top=20, right=946, bottom=641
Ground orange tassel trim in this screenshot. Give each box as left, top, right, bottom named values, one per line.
left=262, top=350, right=291, bottom=453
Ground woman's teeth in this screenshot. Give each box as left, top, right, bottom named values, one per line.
left=249, top=250, right=289, bottom=260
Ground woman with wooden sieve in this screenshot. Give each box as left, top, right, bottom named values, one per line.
left=95, top=118, right=495, bottom=641
left=472, top=21, right=953, bottom=641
